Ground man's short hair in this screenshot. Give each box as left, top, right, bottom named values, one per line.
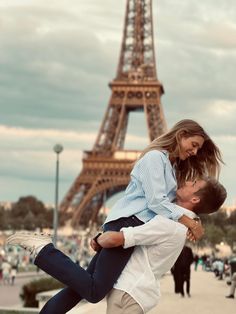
left=193, top=177, right=227, bottom=214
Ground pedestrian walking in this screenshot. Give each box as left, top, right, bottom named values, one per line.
left=226, top=253, right=236, bottom=299
left=10, top=265, right=17, bottom=286
left=194, top=254, right=199, bottom=271
left=2, top=260, right=11, bottom=285
left=172, top=245, right=194, bottom=297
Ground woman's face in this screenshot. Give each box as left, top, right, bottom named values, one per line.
left=178, top=135, right=204, bottom=160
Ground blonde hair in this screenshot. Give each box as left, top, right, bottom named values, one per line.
left=139, top=119, right=223, bottom=184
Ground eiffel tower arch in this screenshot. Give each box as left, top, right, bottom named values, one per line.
left=60, top=0, right=167, bottom=227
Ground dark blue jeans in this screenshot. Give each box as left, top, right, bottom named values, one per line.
left=35, top=216, right=143, bottom=314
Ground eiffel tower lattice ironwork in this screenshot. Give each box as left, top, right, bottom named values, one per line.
left=60, top=0, right=167, bottom=227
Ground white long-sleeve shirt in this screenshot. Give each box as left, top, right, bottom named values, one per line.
left=113, top=212, right=195, bottom=313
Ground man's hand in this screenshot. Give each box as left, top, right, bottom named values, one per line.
left=97, top=231, right=125, bottom=248
left=178, top=215, right=204, bottom=241
left=186, top=229, right=196, bottom=242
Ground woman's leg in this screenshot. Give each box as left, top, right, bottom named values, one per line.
left=39, top=253, right=99, bottom=314
left=39, top=287, right=82, bottom=314
left=35, top=242, right=134, bottom=303
left=35, top=216, right=143, bottom=305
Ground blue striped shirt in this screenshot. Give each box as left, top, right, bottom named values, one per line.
left=105, top=150, right=186, bottom=224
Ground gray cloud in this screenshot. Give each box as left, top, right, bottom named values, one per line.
left=0, top=0, right=235, bottom=205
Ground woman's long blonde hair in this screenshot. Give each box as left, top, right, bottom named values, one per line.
left=139, top=119, right=223, bottom=185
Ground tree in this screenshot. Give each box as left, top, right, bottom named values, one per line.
left=226, top=227, right=236, bottom=250
left=227, top=209, right=236, bottom=225
left=9, top=196, right=53, bottom=230
left=209, top=209, right=228, bottom=230
left=0, top=207, right=6, bottom=230
left=11, top=196, right=46, bottom=217
left=203, top=224, right=226, bottom=248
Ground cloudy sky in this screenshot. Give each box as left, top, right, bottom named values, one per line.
left=0, top=0, right=235, bottom=207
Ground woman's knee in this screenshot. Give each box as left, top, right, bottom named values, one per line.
left=39, top=298, right=60, bottom=314
left=86, top=288, right=108, bottom=303
left=86, top=293, right=104, bottom=303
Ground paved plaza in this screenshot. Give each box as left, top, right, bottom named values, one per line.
left=0, top=271, right=46, bottom=307
left=0, top=268, right=235, bottom=314
left=68, top=268, right=236, bottom=314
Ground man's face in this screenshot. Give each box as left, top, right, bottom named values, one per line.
left=176, top=180, right=206, bottom=204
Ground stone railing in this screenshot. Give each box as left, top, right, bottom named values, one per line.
left=0, top=308, right=38, bottom=314
left=0, top=288, right=58, bottom=314
left=36, top=289, right=60, bottom=309
left=0, top=288, right=87, bottom=314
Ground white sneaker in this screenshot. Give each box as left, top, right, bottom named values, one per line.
left=7, top=231, right=52, bottom=257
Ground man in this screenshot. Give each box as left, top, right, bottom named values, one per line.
left=94, top=177, right=227, bottom=314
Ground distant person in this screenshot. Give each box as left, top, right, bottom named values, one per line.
left=1, top=260, right=11, bottom=285
left=226, top=253, right=236, bottom=299
left=171, top=245, right=194, bottom=297
left=0, top=266, right=2, bottom=285
left=212, top=259, right=224, bottom=279
left=10, top=265, right=17, bottom=285
left=193, top=254, right=199, bottom=271
left=0, top=255, right=4, bottom=285
left=201, top=254, right=207, bottom=270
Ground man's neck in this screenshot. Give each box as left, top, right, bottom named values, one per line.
left=176, top=200, right=196, bottom=219
left=176, top=200, right=194, bottom=212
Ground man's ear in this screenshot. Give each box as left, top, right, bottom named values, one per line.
left=191, top=196, right=200, bottom=204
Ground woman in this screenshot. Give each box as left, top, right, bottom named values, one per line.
left=7, top=119, right=223, bottom=313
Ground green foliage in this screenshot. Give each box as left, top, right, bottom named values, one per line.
left=226, top=227, right=236, bottom=250
left=204, top=224, right=225, bottom=247
left=1, top=196, right=236, bottom=249
left=0, top=196, right=70, bottom=231
left=200, top=208, right=228, bottom=227
left=2, top=196, right=54, bottom=230
left=198, top=208, right=236, bottom=248
left=227, top=210, right=236, bottom=225
left=20, top=277, right=64, bottom=307
left=0, top=207, right=6, bottom=229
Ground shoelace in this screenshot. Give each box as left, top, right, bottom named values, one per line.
left=22, top=232, right=51, bottom=257
left=23, top=245, right=37, bottom=258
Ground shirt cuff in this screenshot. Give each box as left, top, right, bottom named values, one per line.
left=171, top=204, right=197, bottom=221
left=171, top=204, right=187, bottom=221
left=121, top=227, right=135, bottom=249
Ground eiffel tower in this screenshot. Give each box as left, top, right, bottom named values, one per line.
left=60, top=0, right=167, bottom=227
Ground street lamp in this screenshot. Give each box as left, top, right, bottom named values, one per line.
left=53, top=144, right=63, bottom=247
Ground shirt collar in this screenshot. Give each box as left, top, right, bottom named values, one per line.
left=181, top=207, right=197, bottom=219
left=161, top=150, right=169, bottom=157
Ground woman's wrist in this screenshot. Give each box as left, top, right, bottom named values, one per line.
left=178, top=215, right=196, bottom=229
left=93, top=232, right=102, bottom=245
